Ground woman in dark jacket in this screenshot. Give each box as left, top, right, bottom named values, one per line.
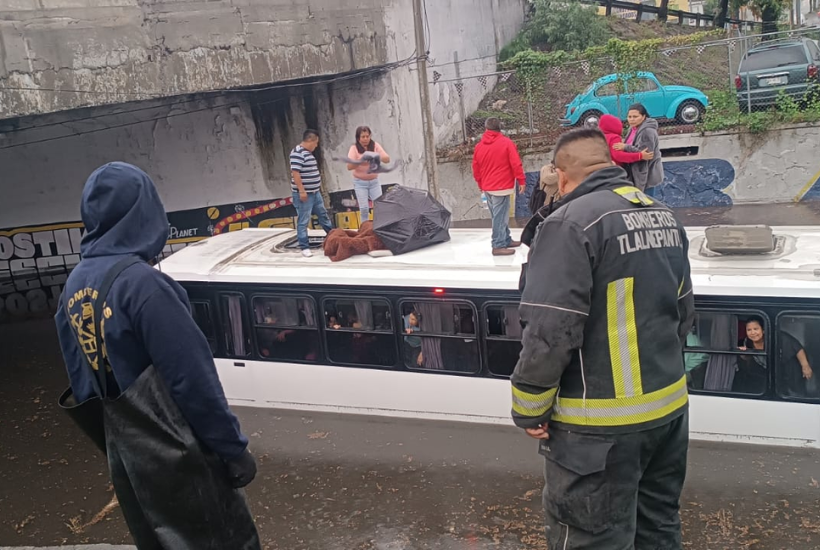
left=614, top=103, right=663, bottom=195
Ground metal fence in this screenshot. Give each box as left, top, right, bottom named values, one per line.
left=432, top=26, right=820, bottom=153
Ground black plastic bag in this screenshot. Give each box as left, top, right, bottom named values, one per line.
left=372, top=185, right=451, bottom=255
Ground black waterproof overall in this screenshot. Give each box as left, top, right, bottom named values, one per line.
left=60, top=257, right=261, bottom=550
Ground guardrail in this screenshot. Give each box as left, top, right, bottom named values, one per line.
left=585, top=0, right=762, bottom=29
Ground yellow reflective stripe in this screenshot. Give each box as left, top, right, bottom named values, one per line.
left=678, top=277, right=685, bottom=297
left=511, top=386, right=558, bottom=417
left=607, top=278, right=643, bottom=398
left=551, top=376, right=688, bottom=427
left=613, top=186, right=654, bottom=206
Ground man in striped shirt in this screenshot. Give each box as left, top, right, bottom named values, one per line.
left=290, top=129, right=333, bottom=257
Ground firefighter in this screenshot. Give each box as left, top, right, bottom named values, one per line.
left=511, top=128, right=695, bottom=549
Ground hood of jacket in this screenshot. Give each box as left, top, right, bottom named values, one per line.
left=636, top=118, right=659, bottom=132
left=79, top=162, right=169, bottom=260
left=480, top=130, right=502, bottom=145
left=598, top=115, right=625, bottom=138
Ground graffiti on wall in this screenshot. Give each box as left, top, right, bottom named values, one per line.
left=517, top=159, right=738, bottom=217
left=1, top=197, right=302, bottom=322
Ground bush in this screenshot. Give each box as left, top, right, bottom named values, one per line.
left=499, top=34, right=533, bottom=62
left=529, top=0, right=611, bottom=53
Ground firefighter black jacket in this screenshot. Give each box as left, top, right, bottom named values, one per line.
left=511, top=165, right=695, bottom=435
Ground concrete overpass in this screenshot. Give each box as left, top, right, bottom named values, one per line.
left=0, top=0, right=401, bottom=119
left=0, top=0, right=526, bottom=322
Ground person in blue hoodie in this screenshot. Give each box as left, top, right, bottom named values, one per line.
left=54, top=162, right=261, bottom=549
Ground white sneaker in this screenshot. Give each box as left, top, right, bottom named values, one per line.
left=301, top=249, right=313, bottom=258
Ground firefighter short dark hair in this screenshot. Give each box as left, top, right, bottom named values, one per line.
left=552, top=128, right=611, bottom=174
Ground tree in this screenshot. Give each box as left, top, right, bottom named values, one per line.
left=713, top=0, right=729, bottom=27
left=659, top=0, right=670, bottom=22
left=748, top=0, right=788, bottom=35
left=529, top=0, right=612, bottom=53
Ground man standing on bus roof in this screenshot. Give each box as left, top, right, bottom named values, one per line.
left=510, top=129, right=694, bottom=549
left=471, top=117, right=526, bottom=256
left=290, top=129, right=333, bottom=258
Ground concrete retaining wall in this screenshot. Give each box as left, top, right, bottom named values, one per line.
left=437, top=123, right=820, bottom=222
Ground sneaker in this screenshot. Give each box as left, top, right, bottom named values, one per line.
left=301, top=249, right=313, bottom=258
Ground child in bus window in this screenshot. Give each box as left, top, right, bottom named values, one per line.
left=403, top=312, right=423, bottom=367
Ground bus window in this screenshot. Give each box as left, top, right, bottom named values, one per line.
left=190, top=301, right=217, bottom=353
left=400, top=301, right=480, bottom=374
left=684, top=311, right=768, bottom=396
left=219, top=293, right=251, bottom=358
left=323, top=298, right=396, bottom=367
left=253, top=296, right=319, bottom=363
left=776, top=314, right=820, bottom=400
left=485, top=304, right=522, bottom=377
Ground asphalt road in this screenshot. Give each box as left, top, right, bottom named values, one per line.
left=3, top=320, right=820, bottom=549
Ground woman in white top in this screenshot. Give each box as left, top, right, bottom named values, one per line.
left=347, top=126, right=390, bottom=221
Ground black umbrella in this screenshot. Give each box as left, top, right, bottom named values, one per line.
left=372, top=185, right=451, bottom=255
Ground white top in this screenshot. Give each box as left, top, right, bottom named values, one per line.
left=158, top=226, right=820, bottom=299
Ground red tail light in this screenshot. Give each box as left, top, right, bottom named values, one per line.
left=735, top=75, right=742, bottom=90
left=809, top=64, right=818, bottom=79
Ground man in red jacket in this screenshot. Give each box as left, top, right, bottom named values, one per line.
left=472, top=117, right=527, bottom=256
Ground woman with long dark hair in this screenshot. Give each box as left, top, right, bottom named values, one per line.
left=613, top=103, right=663, bottom=196
left=347, top=126, right=391, bottom=221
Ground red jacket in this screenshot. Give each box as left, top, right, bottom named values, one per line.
left=472, top=130, right=526, bottom=192
left=598, top=114, right=643, bottom=167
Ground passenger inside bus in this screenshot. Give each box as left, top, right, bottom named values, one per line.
left=778, top=328, right=815, bottom=398
left=401, top=302, right=479, bottom=373
left=254, top=297, right=319, bottom=362
left=403, top=311, right=423, bottom=368
left=324, top=300, right=396, bottom=367
left=734, top=317, right=768, bottom=394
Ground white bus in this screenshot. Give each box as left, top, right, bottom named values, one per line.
left=158, top=225, right=820, bottom=449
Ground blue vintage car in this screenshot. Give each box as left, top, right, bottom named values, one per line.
left=560, top=72, right=709, bottom=127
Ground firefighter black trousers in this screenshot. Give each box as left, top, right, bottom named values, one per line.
left=541, top=412, right=688, bottom=550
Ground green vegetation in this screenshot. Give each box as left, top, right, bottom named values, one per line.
left=700, top=89, right=820, bottom=134
left=502, top=31, right=720, bottom=101
left=499, top=0, right=611, bottom=61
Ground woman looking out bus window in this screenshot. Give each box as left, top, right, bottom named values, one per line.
left=735, top=317, right=768, bottom=394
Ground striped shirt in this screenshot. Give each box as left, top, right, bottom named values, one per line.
left=290, top=145, right=322, bottom=193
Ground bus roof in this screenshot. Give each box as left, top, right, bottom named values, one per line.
left=158, top=226, right=820, bottom=298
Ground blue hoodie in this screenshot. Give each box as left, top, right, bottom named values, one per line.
left=54, top=162, right=248, bottom=462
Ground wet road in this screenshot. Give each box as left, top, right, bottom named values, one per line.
left=3, top=320, right=820, bottom=549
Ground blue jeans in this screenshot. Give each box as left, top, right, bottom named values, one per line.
left=353, top=178, right=382, bottom=220
left=292, top=191, right=333, bottom=249
left=486, top=193, right=512, bottom=249
left=644, top=186, right=657, bottom=198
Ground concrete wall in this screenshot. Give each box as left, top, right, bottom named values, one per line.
left=0, top=0, right=395, bottom=119
left=0, top=97, right=270, bottom=229
left=437, top=123, right=820, bottom=222
left=427, top=0, right=528, bottom=146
